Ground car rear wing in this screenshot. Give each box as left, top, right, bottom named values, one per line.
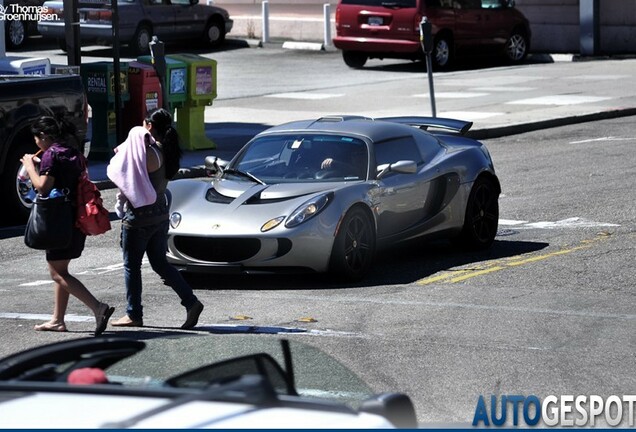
left=377, top=116, right=473, bottom=135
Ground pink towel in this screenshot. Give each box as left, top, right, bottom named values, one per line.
left=107, top=126, right=157, bottom=208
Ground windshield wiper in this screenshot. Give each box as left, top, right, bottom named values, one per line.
left=222, top=168, right=265, bottom=185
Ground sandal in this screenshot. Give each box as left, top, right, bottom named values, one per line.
left=34, top=321, right=67, bottom=332
left=95, top=303, right=115, bottom=336
left=110, top=315, right=143, bottom=327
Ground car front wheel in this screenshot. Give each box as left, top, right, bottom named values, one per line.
left=456, top=177, right=499, bottom=249
left=5, top=20, right=26, bottom=49
left=204, top=19, right=226, bottom=47
left=329, top=207, right=376, bottom=281
left=504, top=31, right=529, bottom=63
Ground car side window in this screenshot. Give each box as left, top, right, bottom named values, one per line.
left=375, top=136, right=423, bottom=168
left=481, top=0, right=504, bottom=8
left=454, top=0, right=481, bottom=9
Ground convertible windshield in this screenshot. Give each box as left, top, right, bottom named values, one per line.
left=232, top=134, right=369, bottom=183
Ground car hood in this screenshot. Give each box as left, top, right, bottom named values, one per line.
left=213, top=179, right=343, bottom=200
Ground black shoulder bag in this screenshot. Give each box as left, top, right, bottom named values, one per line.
left=24, top=191, right=74, bottom=250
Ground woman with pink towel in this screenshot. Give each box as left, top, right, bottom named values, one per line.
left=107, top=108, right=203, bottom=329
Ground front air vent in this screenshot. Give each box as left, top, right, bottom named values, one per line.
left=206, top=188, right=234, bottom=204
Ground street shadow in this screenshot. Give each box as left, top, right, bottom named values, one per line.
left=362, top=52, right=559, bottom=74
left=183, top=238, right=550, bottom=291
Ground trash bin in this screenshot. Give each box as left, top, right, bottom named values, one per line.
left=122, top=61, right=163, bottom=133
left=0, top=56, right=50, bottom=75
left=167, top=53, right=218, bottom=150
left=80, top=62, right=130, bottom=160
left=137, top=55, right=188, bottom=114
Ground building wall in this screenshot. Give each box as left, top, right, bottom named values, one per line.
left=216, top=0, right=636, bottom=54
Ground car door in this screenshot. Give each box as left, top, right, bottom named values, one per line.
left=479, top=0, right=515, bottom=47
left=373, top=136, right=430, bottom=238
left=452, top=0, right=485, bottom=48
left=141, top=0, right=175, bottom=40
left=171, top=0, right=205, bottom=38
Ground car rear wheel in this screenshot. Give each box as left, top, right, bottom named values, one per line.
left=204, top=19, right=226, bottom=47
left=504, top=31, right=529, bottom=63
left=1, top=139, right=39, bottom=225
left=456, top=177, right=499, bottom=249
left=329, top=207, right=376, bottom=281
left=432, top=35, right=453, bottom=70
left=131, top=25, right=152, bottom=56
left=5, top=20, right=26, bottom=49
left=342, top=51, right=367, bottom=69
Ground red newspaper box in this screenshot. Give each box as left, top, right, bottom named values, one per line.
left=122, top=61, right=163, bottom=133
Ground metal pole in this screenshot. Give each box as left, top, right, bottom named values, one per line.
left=323, top=3, right=331, bottom=47
left=63, top=0, right=81, bottom=66
left=580, top=0, right=600, bottom=56
left=426, top=55, right=436, bottom=117
left=0, top=0, right=5, bottom=57
left=419, top=17, right=436, bottom=117
left=262, top=0, right=269, bottom=44
left=111, top=0, right=123, bottom=143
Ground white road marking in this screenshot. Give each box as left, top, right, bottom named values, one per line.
left=568, top=75, right=631, bottom=81
left=569, top=136, right=634, bottom=144
left=507, top=95, right=611, bottom=105
left=438, top=111, right=503, bottom=120
left=472, top=86, right=535, bottom=92
left=442, top=76, right=543, bottom=86
left=499, top=219, right=528, bottom=226
left=521, top=217, right=619, bottom=229
left=413, top=92, right=488, bottom=98
left=499, top=217, right=618, bottom=229
left=265, top=92, right=343, bottom=100
left=19, top=280, right=52, bottom=287
left=0, top=312, right=93, bottom=322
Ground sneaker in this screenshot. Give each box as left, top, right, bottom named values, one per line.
left=182, top=301, right=204, bottom=329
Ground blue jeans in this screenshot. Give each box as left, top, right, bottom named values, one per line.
left=122, top=219, right=198, bottom=321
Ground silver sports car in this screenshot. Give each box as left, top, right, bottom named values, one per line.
left=166, top=116, right=500, bottom=281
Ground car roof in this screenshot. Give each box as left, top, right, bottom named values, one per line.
left=258, top=115, right=472, bottom=143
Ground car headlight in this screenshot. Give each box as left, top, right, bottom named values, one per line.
left=285, top=192, right=333, bottom=228
left=170, top=212, right=182, bottom=229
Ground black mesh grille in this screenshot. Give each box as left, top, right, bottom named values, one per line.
left=174, top=237, right=261, bottom=262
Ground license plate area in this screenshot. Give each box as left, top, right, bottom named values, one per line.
left=367, top=16, right=383, bottom=26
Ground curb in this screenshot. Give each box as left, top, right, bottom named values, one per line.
left=467, top=107, right=636, bottom=140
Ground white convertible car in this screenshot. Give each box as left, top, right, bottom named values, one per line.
left=0, top=336, right=418, bottom=428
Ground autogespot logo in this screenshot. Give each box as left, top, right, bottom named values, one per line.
left=0, top=4, right=59, bottom=22
left=472, top=395, right=636, bottom=427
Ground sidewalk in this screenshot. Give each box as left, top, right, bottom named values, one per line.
left=89, top=51, right=636, bottom=189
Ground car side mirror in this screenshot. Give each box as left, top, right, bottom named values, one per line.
left=359, top=392, right=418, bottom=428
left=204, top=156, right=229, bottom=176
left=376, top=160, right=417, bottom=179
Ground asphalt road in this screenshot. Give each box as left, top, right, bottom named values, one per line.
left=1, top=115, right=634, bottom=426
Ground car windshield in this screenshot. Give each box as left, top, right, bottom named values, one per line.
left=230, top=134, right=369, bottom=183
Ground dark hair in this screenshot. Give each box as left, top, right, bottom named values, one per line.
left=145, top=108, right=182, bottom=180
left=30, top=115, right=79, bottom=149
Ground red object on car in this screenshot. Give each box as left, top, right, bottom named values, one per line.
left=333, top=0, right=531, bottom=69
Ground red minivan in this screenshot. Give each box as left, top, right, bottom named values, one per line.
left=333, top=0, right=531, bottom=69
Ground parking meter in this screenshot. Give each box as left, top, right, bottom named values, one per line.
left=149, top=36, right=168, bottom=110
left=419, top=16, right=436, bottom=117
left=419, top=16, right=433, bottom=54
